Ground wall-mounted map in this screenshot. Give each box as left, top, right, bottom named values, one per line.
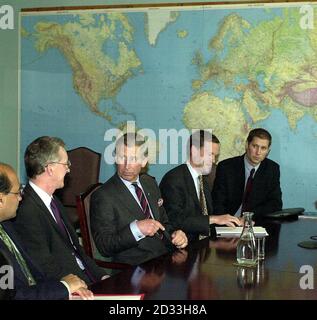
left=20, top=3, right=317, bottom=211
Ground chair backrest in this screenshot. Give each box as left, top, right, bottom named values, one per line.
left=58, top=147, right=101, bottom=207
left=55, top=147, right=101, bottom=225
left=76, top=183, right=102, bottom=258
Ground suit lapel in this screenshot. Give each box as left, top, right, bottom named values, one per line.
left=1, top=221, right=43, bottom=282
left=182, top=164, right=200, bottom=208
left=112, top=175, right=146, bottom=220
left=237, top=156, right=246, bottom=201
left=139, top=176, right=160, bottom=220
left=24, top=184, right=74, bottom=248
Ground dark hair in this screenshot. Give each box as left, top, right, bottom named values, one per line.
left=0, top=170, right=11, bottom=194
left=115, top=133, right=148, bottom=156
left=247, top=128, right=272, bottom=147
left=188, top=130, right=213, bottom=153
left=24, top=136, right=66, bottom=179
left=212, top=134, right=220, bottom=144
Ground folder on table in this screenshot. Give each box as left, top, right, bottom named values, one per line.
left=216, top=226, right=268, bottom=238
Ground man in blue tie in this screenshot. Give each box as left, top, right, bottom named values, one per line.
left=212, top=128, right=283, bottom=220
left=90, top=133, right=188, bottom=265
left=12, top=137, right=107, bottom=284
left=0, top=163, right=93, bottom=299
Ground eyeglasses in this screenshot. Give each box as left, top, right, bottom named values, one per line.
left=8, top=186, right=24, bottom=197
left=47, top=160, right=71, bottom=168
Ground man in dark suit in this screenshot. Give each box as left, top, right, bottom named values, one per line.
left=90, top=133, right=188, bottom=265
left=0, top=162, right=93, bottom=300
left=212, top=128, right=282, bottom=220
left=12, top=137, right=106, bottom=284
left=205, top=134, right=220, bottom=190
left=160, top=130, right=241, bottom=242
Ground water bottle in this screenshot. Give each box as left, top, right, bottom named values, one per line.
left=236, top=212, right=257, bottom=266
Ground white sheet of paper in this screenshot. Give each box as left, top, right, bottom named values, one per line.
left=216, top=226, right=268, bottom=237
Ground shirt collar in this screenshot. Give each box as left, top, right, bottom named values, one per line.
left=186, top=161, right=200, bottom=181
left=119, top=175, right=141, bottom=190
left=29, top=180, right=53, bottom=208
left=244, top=154, right=260, bottom=175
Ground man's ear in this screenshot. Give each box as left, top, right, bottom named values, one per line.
left=0, top=193, right=5, bottom=208
left=45, top=164, right=54, bottom=176
left=141, top=157, right=148, bottom=168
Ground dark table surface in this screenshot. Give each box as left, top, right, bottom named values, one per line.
left=91, top=218, right=317, bottom=300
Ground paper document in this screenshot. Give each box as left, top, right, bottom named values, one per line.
left=216, top=226, right=268, bottom=237
left=298, top=212, right=317, bottom=219
left=71, top=294, right=144, bottom=300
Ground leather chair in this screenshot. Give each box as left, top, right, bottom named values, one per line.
left=56, top=147, right=101, bottom=226
left=76, top=183, right=130, bottom=270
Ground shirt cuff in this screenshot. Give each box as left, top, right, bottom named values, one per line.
left=130, top=220, right=145, bottom=241
left=60, top=280, right=71, bottom=297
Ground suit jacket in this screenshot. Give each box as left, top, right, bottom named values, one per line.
left=90, top=173, right=173, bottom=265
left=212, top=155, right=283, bottom=219
left=0, top=221, right=68, bottom=300
left=159, top=164, right=213, bottom=242
left=206, top=164, right=217, bottom=191
left=12, top=183, right=105, bottom=284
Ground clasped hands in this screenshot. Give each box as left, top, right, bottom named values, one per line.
left=62, top=274, right=94, bottom=300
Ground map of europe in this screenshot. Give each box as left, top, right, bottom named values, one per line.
left=20, top=4, right=317, bottom=211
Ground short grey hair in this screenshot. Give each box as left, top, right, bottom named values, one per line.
left=24, top=136, right=66, bottom=178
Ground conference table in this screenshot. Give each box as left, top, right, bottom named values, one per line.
left=91, top=218, right=317, bottom=300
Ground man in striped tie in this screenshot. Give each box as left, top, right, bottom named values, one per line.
left=90, top=133, right=188, bottom=265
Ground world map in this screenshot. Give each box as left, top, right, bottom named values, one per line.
left=20, top=4, right=317, bottom=211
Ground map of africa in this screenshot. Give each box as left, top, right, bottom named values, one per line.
left=20, top=4, right=317, bottom=211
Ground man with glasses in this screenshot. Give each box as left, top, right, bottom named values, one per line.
left=0, top=162, right=93, bottom=299
left=12, top=136, right=106, bottom=284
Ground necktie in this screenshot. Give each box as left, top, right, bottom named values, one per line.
left=198, top=175, right=208, bottom=216
left=198, top=175, right=209, bottom=240
left=132, top=182, right=151, bottom=218
left=50, top=198, right=68, bottom=238
left=0, top=224, right=36, bottom=286
left=50, top=198, right=96, bottom=283
left=241, top=168, right=255, bottom=215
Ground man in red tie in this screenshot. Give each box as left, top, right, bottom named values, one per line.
left=90, top=133, right=188, bottom=266
left=12, top=137, right=107, bottom=284
left=212, top=128, right=283, bottom=221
